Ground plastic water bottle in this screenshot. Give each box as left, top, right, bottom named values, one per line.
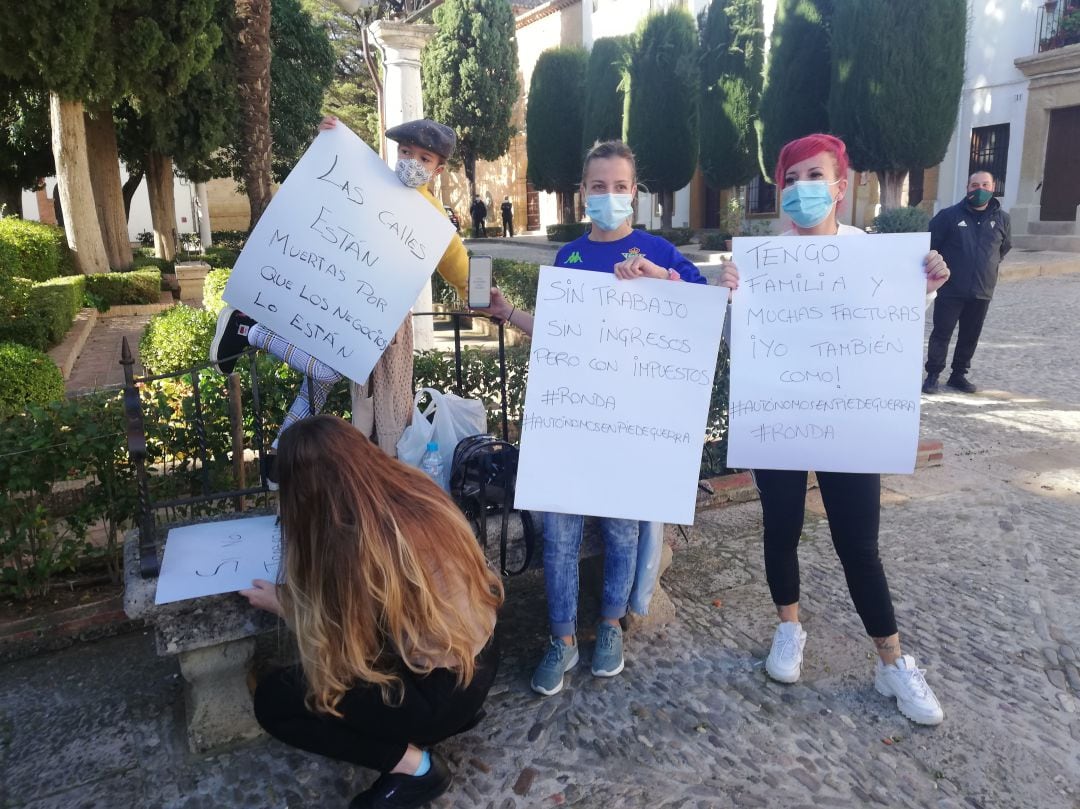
left=419, top=441, right=447, bottom=490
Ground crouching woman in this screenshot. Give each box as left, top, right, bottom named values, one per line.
left=241, top=415, right=503, bottom=809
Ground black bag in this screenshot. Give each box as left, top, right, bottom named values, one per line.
left=449, top=434, right=536, bottom=576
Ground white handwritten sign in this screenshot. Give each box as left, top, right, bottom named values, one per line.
left=155, top=515, right=282, bottom=605
left=223, top=123, right=455, bottom=382
left=726, top=233, right=928, bottom=474
left=514, top=266, right=726, bottom=524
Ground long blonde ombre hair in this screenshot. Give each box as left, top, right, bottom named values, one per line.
left=275, top=415, right=504, bottom=716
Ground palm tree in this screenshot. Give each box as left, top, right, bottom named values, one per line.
left=235, top=0, right=274, bottom=229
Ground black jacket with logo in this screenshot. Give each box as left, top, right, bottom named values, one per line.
left=929, top=196, right=1011, bottom=300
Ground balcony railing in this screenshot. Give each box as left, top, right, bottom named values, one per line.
left=1037, top=0, right=1080, bottom=52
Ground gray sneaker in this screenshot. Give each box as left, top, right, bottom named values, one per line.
left=591, top=622, right=625, bottom=677
left=531, top=637, right=578, bottom=696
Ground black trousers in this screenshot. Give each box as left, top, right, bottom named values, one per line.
left=472, top=218, right=485, bottom=238
left=254, top=638, right=499, bottom=773
left=502, top=215, right=513, bottom=237
left=925, top=296, right=991, bottom=377
left=753, top=469, right=898, bottom=638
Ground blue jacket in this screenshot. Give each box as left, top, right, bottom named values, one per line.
left=929, top=197, right=1011, bottom=300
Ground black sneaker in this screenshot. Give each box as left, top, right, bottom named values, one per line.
left=946, top=374, right=977, bottom=394
left=209, top=307, right=255, bottom=374
left=921, top=374, right=940, bottom=394
left=349, top=751, right=452, bottom=809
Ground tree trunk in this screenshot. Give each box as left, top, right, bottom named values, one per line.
left=660, top=189, right=674, bottom=229
left=235, top=0, right=274, bottom=230
left=196, top=181, right=213, bottom=248
left=907, top=168, right=924, bottom=208
left=84, top=107, right=134, bottom=270
left=122, top=168, right=144, bottom=220
left=464, top=151, right=477, bottom=204
left=0, top=182, right=21, bottom=218
left=53, top=188, right=64, bottom=228
left=359, top=23, right=385, bottom=160
left=556, top=190, right=576, bottom=225
left=876, top=169, right=908, bottom=211
left=48, top=93, right=109, bottom=275
left=146, top=151, right=178, bottom=262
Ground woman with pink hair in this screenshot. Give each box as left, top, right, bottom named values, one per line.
left=719, top=133, right=951, bottom=726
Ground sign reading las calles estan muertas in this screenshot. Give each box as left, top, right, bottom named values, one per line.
left=223, top=123, right=455, bottom=382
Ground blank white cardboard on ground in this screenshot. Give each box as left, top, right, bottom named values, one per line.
left=514, top=266, right=726, bottom=524
left=155, top=515, right=282, bottom=605
left=726, top=232, right=928, bottom=474
left=223, top=123, right=454, bottom=382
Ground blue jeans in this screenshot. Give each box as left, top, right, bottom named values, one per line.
left=542, top=513, right=640, bottom=637
left=629, top=521, right=664, bottom=616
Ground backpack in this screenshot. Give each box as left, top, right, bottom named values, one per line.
left=449, top=434, right=537, bottom=576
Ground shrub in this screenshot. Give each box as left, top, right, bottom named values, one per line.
left=0, top=342, right=64, bottom=418
left=136, top=230, right=154, bottom=247
left=84, top=268, right=162, bottom=307
left=0, top=218, right=70, bottom=283
left=203, top=267, right=232, bottom=314
left=0, top=275, right=85, bottom=350
left=493, top=259, right=540, bottom=312
left=646, top=227, right=693, bottom=245
left=140, top=304, right=217, bottom=375
left=698, top=232, right=730, bottom=251
left=546, top=223, right=589, bottom=242
left=873, top=206, right=930, bottom=233
left=211, top=230, right=248, bottom=250
left=131, top=254, right=175, bottom=274
left=203, top=246, right=240, bottom=268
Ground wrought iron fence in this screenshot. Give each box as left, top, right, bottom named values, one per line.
left=123, top=312, right=510, bottom=578
left=1037, top=0, right=1080, bottom=52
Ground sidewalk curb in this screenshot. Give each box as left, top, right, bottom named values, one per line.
left=48, top=307, right=98, bottom=380
left=0, top=592, right=142, bottom=664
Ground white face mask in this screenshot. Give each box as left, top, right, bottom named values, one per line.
left=395, top=158, right=433, bottom=188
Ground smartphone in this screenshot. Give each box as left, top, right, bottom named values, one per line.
left=468, top=255, right=493, bottom=308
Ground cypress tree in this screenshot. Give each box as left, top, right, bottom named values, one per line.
left=526, top=47, right=588, bottom=224
left=756, top=0, right=832, bottom=182
left=581, top=36, right=634, bottom=153
left=422, top=0, right=521, bottom=201
left=829, top=0, right=966, bottom=209
left=626, top=8, right=699, bottom=229
left=699, top=0, right=764, bottom=190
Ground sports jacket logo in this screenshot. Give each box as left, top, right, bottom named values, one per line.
left=565, top=251, right=583, bottom=264
left=621, top=246, right=647, bottom=260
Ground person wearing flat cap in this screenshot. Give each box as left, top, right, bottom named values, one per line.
left=209, top=116, right=470, bottom=477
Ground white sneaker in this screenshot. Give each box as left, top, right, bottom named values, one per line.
left=875, top=654, right=944, bottom=725
left=765, top=621, right=807, bottom=683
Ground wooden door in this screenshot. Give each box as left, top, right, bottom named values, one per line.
left=1041, top=105, right=1080, bottom=221
left=526, top=182, right=540, bottom=231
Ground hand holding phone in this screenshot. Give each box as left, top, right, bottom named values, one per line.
left=468, top=255, right=493, bottom=309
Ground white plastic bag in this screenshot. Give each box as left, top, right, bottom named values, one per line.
left=396, top=387, right=487, bottom=472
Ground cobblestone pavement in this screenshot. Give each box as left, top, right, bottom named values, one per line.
left=3, top=277, right=1079, bottom=809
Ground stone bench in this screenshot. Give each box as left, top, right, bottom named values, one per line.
left=122, top=509, right=676, bottom=753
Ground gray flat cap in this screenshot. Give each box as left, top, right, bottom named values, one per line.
left=385, top=119, right=456, bottom=160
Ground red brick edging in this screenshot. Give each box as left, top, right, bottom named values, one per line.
left=0, top=593, right=141, bottom=663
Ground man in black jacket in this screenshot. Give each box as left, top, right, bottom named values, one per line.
left=923, top=171, right=1012, bottom=394
left=470, top=195, right=487, bottom=238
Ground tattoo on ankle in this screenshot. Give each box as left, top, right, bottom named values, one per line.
left=873, top=638, right=899, bottom=655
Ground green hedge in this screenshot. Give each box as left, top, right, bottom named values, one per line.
left=131, top=254, right=175, bottom=274
left=203, top=246, right=240, bottom=268
left=698, top=232, right=730, bottom=251
left=140, top=304, right=218, bottom=375
left=84, top=268, right=161, bottom=307
left=546, top=222, right=589, bottom=242
left=0, top=275, right=85, bottom=351
left=873, top=206, right=930, bottom=233
left=493, top=259, right=540, bottom=312
left=0, top=218, right=71, bottom=282
left=210, top=230, right=248, bottom=250
left=0, top=342, right=65, bottom=418
left=646, top=227, right=694, bottom=245
left=203, top=267, right=231, bottom=314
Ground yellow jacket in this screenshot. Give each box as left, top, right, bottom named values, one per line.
left=417, top=185, right=468, bottom=300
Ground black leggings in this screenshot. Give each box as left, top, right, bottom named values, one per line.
left=753, top=469, right=898, bottom=638
left=254, top=638, right=499, bottom=773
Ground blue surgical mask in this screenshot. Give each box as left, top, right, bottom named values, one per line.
left=585, top=193, right=634, bottom=231
left=781, top=180, right=840, bottom=228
